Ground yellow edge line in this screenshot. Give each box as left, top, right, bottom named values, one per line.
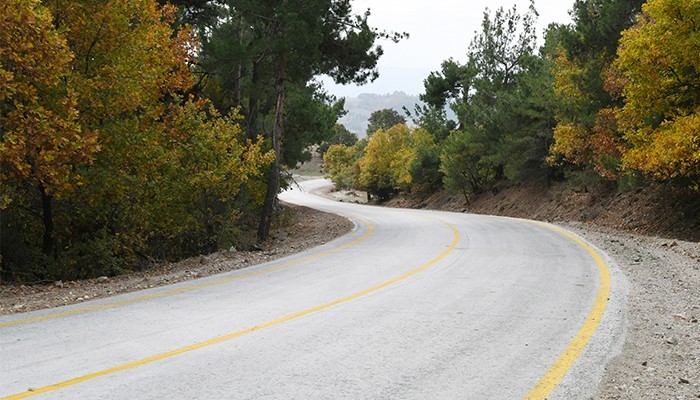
left=2, top=221, right=459, bottom=400
left=524, top=220, right=611, bottom=399
left=0, top=219, right=374, bottom=328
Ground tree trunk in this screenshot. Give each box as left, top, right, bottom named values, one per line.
left=40, top=185, right=54, bottom=255
left=246, top=61, right=260, bottom=141
left=234, top=21, right=244, bottom=107
left=257, top=55, right=286, bottom=243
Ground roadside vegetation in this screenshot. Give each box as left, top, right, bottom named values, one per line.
left=0, top=0, right=404, bottom=282
left=324, top=0, right=699, bottom=220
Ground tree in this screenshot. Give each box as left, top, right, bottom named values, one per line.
left=440, top=129, right=495, bottom=203
left=283, top=84, right=346, bottom=168
left=319, top=124, right=358, bottom=157
left=366, top=108, right=406, bottom=136
left=0, top=0, right=98, bottom=255
left=357, top=124, right=418, bottom=200
left=426, top=2, right=546, bottom=189
left=201, top=0, right=405, bottom=242
left=548, top=0, right=644, bottom=177
left=612, top=0, right=700, bottom=184
left=323, top=143, right=360, bottom=190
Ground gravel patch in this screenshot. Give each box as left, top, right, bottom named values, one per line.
left=560, top=222, right=699, bottom=399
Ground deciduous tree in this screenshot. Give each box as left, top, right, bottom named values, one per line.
left=0, top=0, right=98, bottom=255
left=612, top=0, right=700, bottom=184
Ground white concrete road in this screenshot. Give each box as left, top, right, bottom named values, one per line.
left=0, top=179, right=625, bottom=399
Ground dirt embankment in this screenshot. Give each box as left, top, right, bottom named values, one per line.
left=386, top=180, right=699, bottom=242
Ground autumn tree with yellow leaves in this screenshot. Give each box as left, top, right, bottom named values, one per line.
left=612, top=0, right=700, bottom=185
left=0, top=0, right=272, bottom=281
left=0, top=0, right=98, bottom=256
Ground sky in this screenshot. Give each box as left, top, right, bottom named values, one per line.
left=319, top=0, right=574, bottom=97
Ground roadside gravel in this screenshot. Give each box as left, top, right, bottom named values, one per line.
left=0, top=204, right=353, bottom=315
left=561, top=222, right=700, bottom=400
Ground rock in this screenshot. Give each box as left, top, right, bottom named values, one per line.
left=666, top=337, right=679, bottom=345
left=54, top=281, right=64, bottom=288
left=672, top=313, right=689, bottom=322
left=97, top=276, right=109, bottom=283
left=229, top=246, right=237, bottom=253
left=679, top=377, right=690, bottom=384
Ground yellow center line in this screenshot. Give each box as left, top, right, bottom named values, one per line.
left=2, top=220, right=459, bottom=400
left=0, top=218, right=374, bottom=328
left=523, top=220, right=611, bottom=399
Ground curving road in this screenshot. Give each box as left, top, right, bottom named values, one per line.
left=0, top=179, right=625, bottom=399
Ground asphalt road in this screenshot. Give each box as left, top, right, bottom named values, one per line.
left=0, top=179, right=625, bottom=399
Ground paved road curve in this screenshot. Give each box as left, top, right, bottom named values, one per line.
left=0, top=179, right=625, bottom=399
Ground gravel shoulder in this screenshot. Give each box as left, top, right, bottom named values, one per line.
left=0, top=203, right=353, bottom=315
left=562, top=222, right=699, bottom=399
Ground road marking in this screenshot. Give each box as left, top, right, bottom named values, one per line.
left=1, top=220, right=459, bottom=400
left=523, top=221, right=611, bottom=399
left=0, top=218, right=374, bottom=328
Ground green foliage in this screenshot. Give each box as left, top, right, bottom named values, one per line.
left=318, top=124, right=358, bottom=157
left=425, top=2, right=552, bottom=194
left=284, top=84, right=346, bottom=168
left=408, top=104, right=457, bottom=143
left=440, top=129, right=495, bottom=201
left=409, top=128, right=442, bottom=194
left=366, top=108, right=407, bottom=137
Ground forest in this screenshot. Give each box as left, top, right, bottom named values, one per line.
left=1, top=0, right=698, bottom=282
left=326, top=0, right=700, bottom=204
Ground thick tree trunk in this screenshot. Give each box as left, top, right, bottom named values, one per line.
left=40, top=185, right=54, bottom=255
left=257, top=56, right=286, bottom=243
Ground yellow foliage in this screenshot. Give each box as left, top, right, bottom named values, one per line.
left=549, top=123, right=590, bottom=165
left=357, top=124, right=430, bottom=198
left=614, top=0, right=700, bottom=181
left=553, top=49, right=591, bottom=111
left=0, top=0, right=98, bottom=203
left=323, top=144, right=358, bottom=190
left=622, top=113, right=700, bottom=180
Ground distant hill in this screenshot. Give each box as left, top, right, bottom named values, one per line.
left=338, top=92, right=424, bottom=137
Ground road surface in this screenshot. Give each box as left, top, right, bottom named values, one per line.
left=0, top=179, right=625, bottom=399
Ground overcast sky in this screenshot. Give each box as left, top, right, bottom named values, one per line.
left=319, top=0, right=575, bottom=97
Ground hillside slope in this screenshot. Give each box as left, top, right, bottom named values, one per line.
left=386, top=180, right=700, bottom=242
